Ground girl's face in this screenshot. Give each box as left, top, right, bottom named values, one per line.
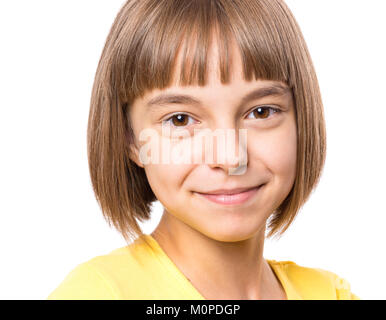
left=129, top=38, right=297, bottom=242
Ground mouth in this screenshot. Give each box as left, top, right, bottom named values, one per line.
left=194, top=184, right=265, bottom=206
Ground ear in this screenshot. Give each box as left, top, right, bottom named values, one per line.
left=129, top=143, right=144, bottom=168
left=125, top=113, right=144, bottom=168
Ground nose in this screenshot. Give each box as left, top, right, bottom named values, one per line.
left=207, top=128, right=248, bottom=175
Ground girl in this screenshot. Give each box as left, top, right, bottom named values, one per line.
left=48, top=0, right=359, bottom=300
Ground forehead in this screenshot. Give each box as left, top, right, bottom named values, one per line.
left=170, top=32, right=244, bottom=88
left=138, top=35, right=289, bottom=105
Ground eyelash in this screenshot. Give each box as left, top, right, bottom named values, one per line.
left=162, top=106, right=282, bottom=128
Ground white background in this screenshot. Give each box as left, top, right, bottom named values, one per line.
left=0, top=0, right=385, bottom=300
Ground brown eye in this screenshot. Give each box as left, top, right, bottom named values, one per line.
left=249, top=106, right=280, bottom=120
left=163, top=113, right=194, bottom=128
left=171, top=114, right=188, bottom=126
left=253, top=107, right=270, bottom=119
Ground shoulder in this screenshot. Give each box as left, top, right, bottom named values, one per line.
left=47, top=259, right=120, bottom=300
left=47, top=237, right=154, bottom=300
left=268, top=259, right=359, bottom=300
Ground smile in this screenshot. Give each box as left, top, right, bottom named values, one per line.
left=194, top=185, right=264, bottom=206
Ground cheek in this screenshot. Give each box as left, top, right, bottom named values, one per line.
left=249, top=119, right=297, bottom=181
left=144, top=163, right=187, bottom=194
left=136, top=131, right=194, bottom=198
left=143, top=143, right=194, bottom=205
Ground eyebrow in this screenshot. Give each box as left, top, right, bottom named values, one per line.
left=146, top=84, right=291, bottom=111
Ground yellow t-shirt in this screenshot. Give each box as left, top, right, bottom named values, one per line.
left=47, top=234, right=359, bottom=300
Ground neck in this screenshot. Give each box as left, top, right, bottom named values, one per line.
left=151, top=209, right=286, bottom=300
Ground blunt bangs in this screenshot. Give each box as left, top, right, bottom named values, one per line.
left=112, top=0, right=299, bottom=103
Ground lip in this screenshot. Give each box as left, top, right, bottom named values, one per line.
left=194, top=184, right=264, bottom=206
left=200, top=186, right=259, bottom=195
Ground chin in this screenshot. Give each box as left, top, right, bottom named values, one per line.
left=205, top=232, right=257, bottom=243
left=198, top=223, right=263, bottom=243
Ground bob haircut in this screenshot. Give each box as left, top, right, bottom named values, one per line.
left=87, top=0, right=326, bottom=244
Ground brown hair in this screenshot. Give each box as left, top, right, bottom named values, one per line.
left=87, top=0, right=326, bottom=244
